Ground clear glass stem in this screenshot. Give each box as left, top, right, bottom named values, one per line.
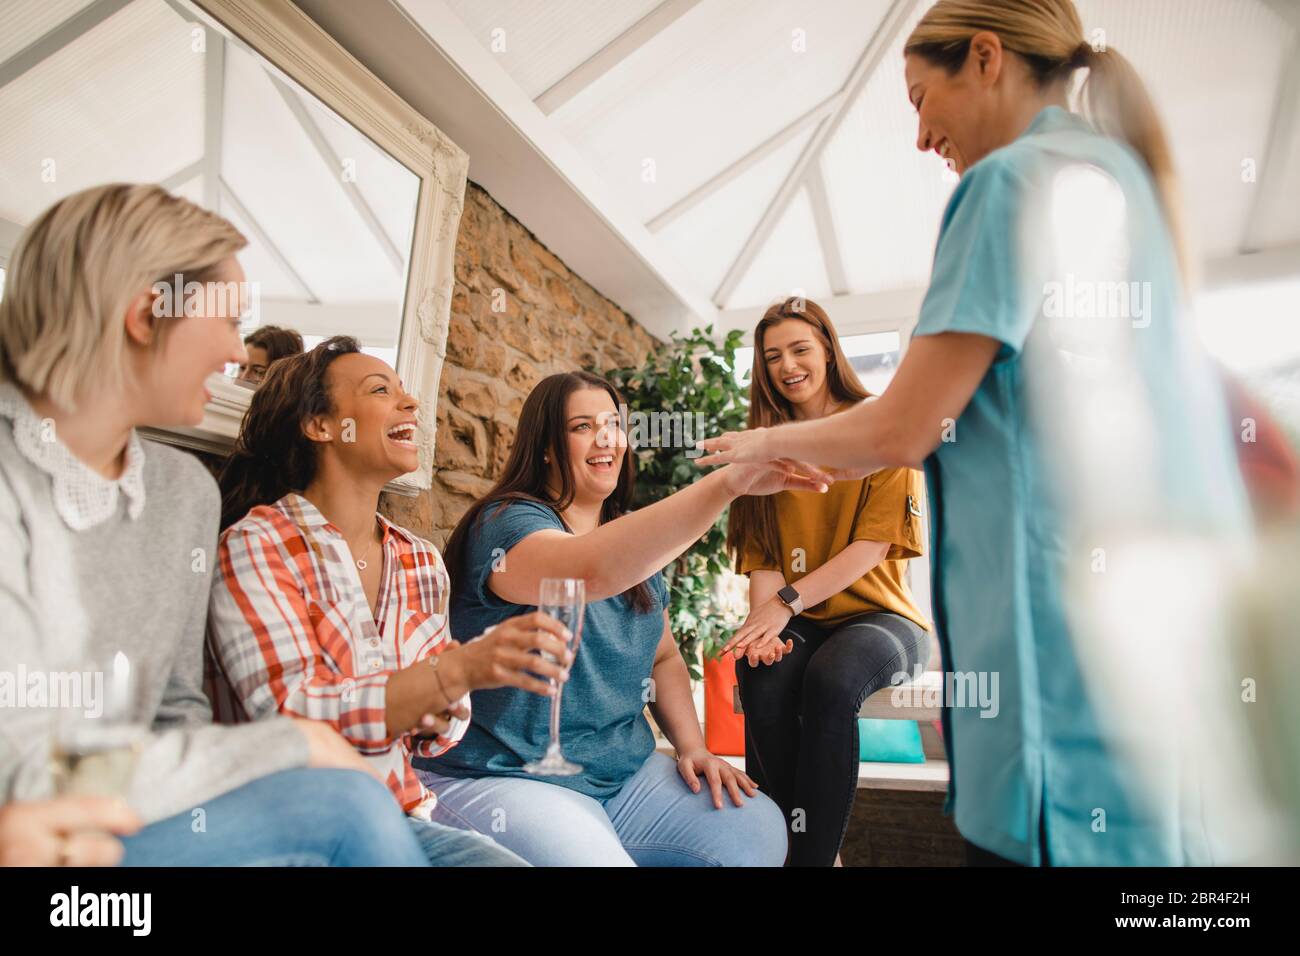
left=548, top=677, right=564, bottom=747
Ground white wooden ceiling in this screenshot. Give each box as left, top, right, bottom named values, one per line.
left=441, top=0, right=1300, bottom=315
left=0, top=0, right=419, bottom=348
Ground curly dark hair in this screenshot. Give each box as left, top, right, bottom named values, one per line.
left=218, top=335, right=360, bottom=530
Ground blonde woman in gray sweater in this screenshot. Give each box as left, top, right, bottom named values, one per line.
left=0, top=184, right=511, bottom=866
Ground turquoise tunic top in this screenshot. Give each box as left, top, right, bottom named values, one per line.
left=913, top=106, right=1249, bottom=865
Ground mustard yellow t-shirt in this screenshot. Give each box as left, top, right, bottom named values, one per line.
left=737, top=466, right=930, bottom=630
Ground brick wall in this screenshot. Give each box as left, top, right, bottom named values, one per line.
left=380, top=182, right=659, bottom=548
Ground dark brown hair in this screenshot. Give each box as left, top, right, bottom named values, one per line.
left=218, top=335, right=360, bottom=530
left=443, top=370, right=655, bottom=613
left=243, top=324, right=304, bottom=366
left=725, top=297, right=870, bottom=569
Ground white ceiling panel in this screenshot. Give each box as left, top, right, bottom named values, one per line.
left=443, top=0, right=662, bottom=99
left=1075, top=0, right=1293, bottom=258
left=1249, top=77, right=1300, bottom=249
left=0, top=0, right=98, bottom=64
left=656, top=126, right=814, bottom=303
left=0, top=0, right=202, bottom=225
left=819, top=6, right=954, bottom=297
left=551, top=0, right=894, bottom=222
left=727, top=184, right=833, bottom=309
left=218, top=189, right=302, bottom=300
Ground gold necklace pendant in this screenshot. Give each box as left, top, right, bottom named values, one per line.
left=354, top=521, right=378, bottom=571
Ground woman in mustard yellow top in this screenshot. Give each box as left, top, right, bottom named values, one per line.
left=725, top=296, right=931, bottom=866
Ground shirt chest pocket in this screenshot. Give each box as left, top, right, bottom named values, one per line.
left=305, top=597, right=371, bottom=675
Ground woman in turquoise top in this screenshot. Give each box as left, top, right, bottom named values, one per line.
left=699, top=0, right=1250, bottom=866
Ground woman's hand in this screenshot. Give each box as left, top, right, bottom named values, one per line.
left=699, top=430, right=872, bottom=483
left=740, top=633, right=794, bottom=666
left=440, top=612, right=574, bottom=699
left=295, top=719, right=383, bottom=780
left=718, top=459, right=832, bottom=498
left=697, top=427, right=772, bottom=466
left=722, top=596, right=795, bottom=664
left=677, top=747, right=760, bottom=809
left=407, top=699, right=470, bottom=739
left=0, top=796, right=141, bottom=867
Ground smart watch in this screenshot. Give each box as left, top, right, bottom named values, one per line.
left=776, top=584, right=803, bottom=616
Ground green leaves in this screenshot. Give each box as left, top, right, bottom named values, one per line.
left=605, top=323, right=750, bottom=674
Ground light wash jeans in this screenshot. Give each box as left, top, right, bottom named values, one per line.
left=119, top=768, right=526, bottom=866
left=418, top=751, right=788, bottom=866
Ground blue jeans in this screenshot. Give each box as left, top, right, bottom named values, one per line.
left=119, top=768, right=522, bottom=866
left=418, top=751, right=788, bottom=866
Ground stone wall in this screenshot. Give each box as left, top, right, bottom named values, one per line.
left=381, top=182, right=659, bottom=548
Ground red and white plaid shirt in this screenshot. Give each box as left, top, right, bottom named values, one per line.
left=206, top=493, right=469, bottom=816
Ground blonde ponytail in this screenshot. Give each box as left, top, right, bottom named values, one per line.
left=1079, top=44, right=1192, bottom=282
left=906, top=0, right=1192, bottom=284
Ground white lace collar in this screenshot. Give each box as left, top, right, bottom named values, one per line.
left=0, top=382, right=146, bottom=530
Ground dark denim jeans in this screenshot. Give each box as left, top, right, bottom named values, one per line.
left=735, top=610, right=930, bottom=866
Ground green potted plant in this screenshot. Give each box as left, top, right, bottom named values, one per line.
left=603, top=325, right=751, bottom=754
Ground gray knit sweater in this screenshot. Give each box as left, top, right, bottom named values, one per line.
left=0, top=384, right=307, bottom=823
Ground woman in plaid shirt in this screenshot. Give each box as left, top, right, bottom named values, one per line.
left=209, top=336, right=572, bottom=866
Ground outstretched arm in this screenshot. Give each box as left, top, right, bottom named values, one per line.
left=489, top=462, right=829, bottom=605
left=697, top=333, right=1001, bottom=474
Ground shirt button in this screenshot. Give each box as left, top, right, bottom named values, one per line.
left=370, top=660, right=382, bottom=670
left=369, top=639, right=379, bottom=648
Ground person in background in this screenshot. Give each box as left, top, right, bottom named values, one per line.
left=418, top=370, right=826, bottom=866
left=210, top=336, right=571, bottom=866
left=698, top=0, right=1252, bottom=866
left=0, top=183, right=430, bottom=866
left=235, top=324, right=303, bottom=386
left=725, top=296, right=931, bottom=867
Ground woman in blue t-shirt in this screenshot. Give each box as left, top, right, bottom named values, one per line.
left=416, top=370, right=827, bottom=865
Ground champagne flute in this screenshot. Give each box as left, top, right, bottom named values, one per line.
left=522, top=578, right=585, bottom=776
left=49, top=651, right=144, bottom=799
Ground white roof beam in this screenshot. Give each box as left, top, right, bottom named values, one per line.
left=646, top=90, right=844, bottom=233
left=806, top=159, right=849, bottom=295
left=219, top=179, right=319, bottom=303
left=712, top=0, right=921, bottom=308
left=1261, top=0, right=1300, bottom=35
left=269, top=73, right=406, bottom=274
left=160, top=159, right=204, bottom=192
left=1240, top=29, right=1300, bottom=253
left=203, top=32, right=226, bottom=211
left=535, top=0, right=701, bottom=116
left=0, top=0, right=132, bottom=90
left=161, top=0, right=200, bottom=23
left=307, top=0, right=715, bottom=334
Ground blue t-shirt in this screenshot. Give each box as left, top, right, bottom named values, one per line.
left=415, top=499, right=668, bottom=799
